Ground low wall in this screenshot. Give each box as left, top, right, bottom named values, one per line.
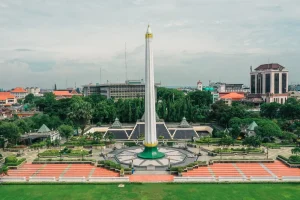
left=29, top=177, right=56, bottom=182
left=174, top=177, right=216, bottom=182
left=88, top=177, right=129, bottom=182
left=0, top=177, right=26, bottom=182
left=250, top=176, right=278, bottom=182
left=59, top=177, right=86, bottom=182
left=218, top=176, right=247, bottom=182
left=282, top=176, right=300, bottom=181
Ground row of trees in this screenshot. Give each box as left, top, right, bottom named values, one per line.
left=260, top=98, right=300, bottom=120
left=30, top=88, right=213, bottom=125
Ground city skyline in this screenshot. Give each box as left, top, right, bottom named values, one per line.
left=1, top=0, right=300, bottom=89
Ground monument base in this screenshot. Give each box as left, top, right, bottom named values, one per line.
left=137, top=146, right=165, bottom=159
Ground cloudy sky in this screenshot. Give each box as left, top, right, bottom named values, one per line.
left=0, top=0, right=300, bottom=89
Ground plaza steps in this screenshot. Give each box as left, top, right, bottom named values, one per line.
left=35, top=164, right=69, bottom=178
left=235, top=163, right=271, bottom=178
left=90, top=167, right=119, bottom=177
left=63, top=164, right=95, bottom=177
left=182, top=167, right=212, bottom=177
left=263, top=161, right=300, bottom=178
left=209, top=163, right=242, bottom=177
left=7, top=164, right=44, bottom=179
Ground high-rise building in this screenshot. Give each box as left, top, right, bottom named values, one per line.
left=250, top=63, right=288, bottom=104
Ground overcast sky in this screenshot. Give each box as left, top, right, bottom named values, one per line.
left=0, top=0, right=300, bottom=89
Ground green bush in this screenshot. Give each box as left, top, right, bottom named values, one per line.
left=5, top=156, right=18, bottom=164
left=170, top=167, right=179, bottom=171
left=5, top=157, right=25, bottom=166
left=278, top=155, right=289, bottom=161
left=39, top=150, right=60, bottom=156
left=124, top=168, right=132, bottom=171
left=125, top=142, right=137, bottom=147
left=115, top=164, right=122, bottom=170
left=0, top=153, right=3, bottom=158
left=167, top=142, right=174, bottom=147
left=98, top=160, right=105, bottom=164
left=289, top=155, right=300, bottom=163
left=178, top=167, right=184, bottom=173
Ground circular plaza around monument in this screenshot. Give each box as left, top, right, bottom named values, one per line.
left=113, top=146, right=196, bottom=168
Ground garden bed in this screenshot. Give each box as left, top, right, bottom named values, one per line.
left=277, top=155, right=300, bottom=168
left=38, top=148, right=91, bottom=157
left=32, top=158, right=96, bottom=165
left=4, top=156, right=27, bottom=169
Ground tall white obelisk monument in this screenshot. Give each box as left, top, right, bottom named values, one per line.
left=138, top=25, right=164, bottom=159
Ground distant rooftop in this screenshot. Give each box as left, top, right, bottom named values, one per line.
left=255, top=63, right=285, bottom=71
left=11, top=87, right=27, bottom=93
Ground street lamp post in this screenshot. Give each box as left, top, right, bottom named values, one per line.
left=81, top=149, right=83, bottom=161
left=168, top=157, right=171, bottom=169
left=60, top=148, right=62, bottom=160
left=220, top=147, right=223, bottom=161
left=38, top=148, right=40, bottom=161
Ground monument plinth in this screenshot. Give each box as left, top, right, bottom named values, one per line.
left=137, top=25, right=164, bottom=159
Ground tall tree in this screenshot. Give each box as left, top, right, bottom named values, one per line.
left=0, top=122, right=21, bottom=145
left=68, top=97, right=93, bottom=135
left=58, top=125, right=74, bottom=141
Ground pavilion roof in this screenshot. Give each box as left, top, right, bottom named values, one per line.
left=37, top=124, right=51, bottom=133
left=111, top=117, right=122, bottom=128
left=179, top=117, right=191, bottom=128
left=247, top=121, right=258, bottom=131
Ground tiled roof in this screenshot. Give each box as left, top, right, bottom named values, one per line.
left=255, top=63, right=284, bottom=71
left=53, top=91, right=72, bottom=96
left=0, top=92, right=16, bottom=100
left=220, top=92, right=244, bottom=100
left=11, top=87, right=27, bottom=93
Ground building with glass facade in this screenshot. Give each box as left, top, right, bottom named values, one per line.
left=250, top=63, right=288, bottom=104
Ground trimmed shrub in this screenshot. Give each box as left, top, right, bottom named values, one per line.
left=5, top=156, right=18, bottom=164
left=289, top=155, right=300, bottom=163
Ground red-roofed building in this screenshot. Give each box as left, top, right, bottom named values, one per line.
left=10, top=87, right=28, bottom=99
left=53, top=90, right=73, bottom=100
left=0, top=92, right=17, bottom=106
left=220, top=92, right=245, bottom=106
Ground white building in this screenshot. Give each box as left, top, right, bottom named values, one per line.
left=250, top=63, right=288, bottom=104
left=10, top=87, right=28, bottom=99
left=25, top=87, right=41, bottom=96
left=197, top=81, right=203, bottom=91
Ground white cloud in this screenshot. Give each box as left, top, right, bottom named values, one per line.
left=0, top=0, right=300, bottom=89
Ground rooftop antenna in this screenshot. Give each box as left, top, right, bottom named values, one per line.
left=125, top=42, right=128, bottom=82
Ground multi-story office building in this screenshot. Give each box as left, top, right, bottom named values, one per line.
left=250, top=63, right=288, bottom=104
left=82, top=80, right=159, bottom=100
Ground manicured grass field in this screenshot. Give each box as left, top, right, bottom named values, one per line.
left=0, top=183, right=299, bottom=200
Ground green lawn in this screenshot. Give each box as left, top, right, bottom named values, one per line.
left=0, top=183, right=299, bottom=200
